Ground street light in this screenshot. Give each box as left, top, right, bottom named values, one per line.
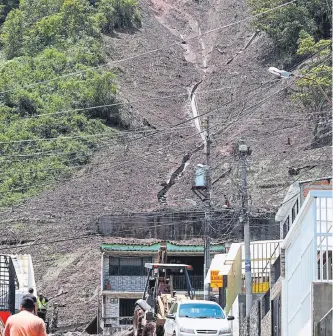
left=268, top=67, right=294, bottom=79
left=268, top=67, right=332, bottom=104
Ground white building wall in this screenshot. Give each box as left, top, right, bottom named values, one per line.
left=11, top=254, right=36, bottom=310
left=282, top=191, right=332, bottom=336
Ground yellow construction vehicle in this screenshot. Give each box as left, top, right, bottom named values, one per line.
left=132, top=244, right=195, bottom=336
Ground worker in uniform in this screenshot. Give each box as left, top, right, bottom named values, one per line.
left=37, top=294, right=49, bottom=322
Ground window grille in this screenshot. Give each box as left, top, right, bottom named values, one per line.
left=109, top=257, right=152, bottom=276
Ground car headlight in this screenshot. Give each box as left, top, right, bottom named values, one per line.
left=219, top=330, right=231, bottom=335
left=180, top=327, right=195, bottom=334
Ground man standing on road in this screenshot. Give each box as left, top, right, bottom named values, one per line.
left=4, top=297, right=47, bottom=336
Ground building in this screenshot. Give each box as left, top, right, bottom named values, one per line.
left=100, top=240, right=225, bottom=334
left=204, top=240, right=282, bottom=336
left=234, top=187, right=333, bottom=336
left=281, top=189, right=332, bottom=336
left=275, top=177, right=332, bottom=239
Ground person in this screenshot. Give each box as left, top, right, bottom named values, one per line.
left=23, top=288, right=37, bottom=315
left=37, top=294, right=49, bottom=322
left=4, top=296, right=47, bottom=336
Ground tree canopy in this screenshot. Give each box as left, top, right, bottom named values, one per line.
left=0, top=0, right=140, bottom=206
left=249, top=0, right=332, bottom=147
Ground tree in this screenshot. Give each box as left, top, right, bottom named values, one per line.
left=248, top=0, right=331, bottom=65
left=0, top=0, right=19, bottom=24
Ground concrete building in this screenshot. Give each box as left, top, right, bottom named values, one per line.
left=275, top=177, right=332, bottom=239
left=99, top=240, right=225, bottom=334
left=281, top=189, right=332, bottom=336
left=202, top=240, right=282, bottom=336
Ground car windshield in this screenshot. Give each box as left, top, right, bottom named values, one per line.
left=179, top=303, right=225, bottom=319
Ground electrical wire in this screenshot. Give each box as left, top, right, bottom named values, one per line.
left=0, top=79, right=315, bottom=203
left=0, top=0, right=297, bottom=96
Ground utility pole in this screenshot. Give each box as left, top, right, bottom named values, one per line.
left=239, top=141, right=252, bottom=317
left=203, top=117, right=211, bottom=301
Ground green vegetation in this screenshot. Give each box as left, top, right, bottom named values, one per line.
left=294, top=31, right=331, bottom=109
left=249, top=0, right=331, bottom=65
left=0, top=0, right=140, bottom=206
left=249, top=0, right=331, bottom=146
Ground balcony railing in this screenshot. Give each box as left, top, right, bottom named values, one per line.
left=103, top=275, right=204, bottom=292
left=173, top=275, right=204, bottom=291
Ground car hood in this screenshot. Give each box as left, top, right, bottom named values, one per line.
left=177, top=317, right=230, bottom=332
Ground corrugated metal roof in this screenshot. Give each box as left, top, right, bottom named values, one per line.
left=101, top=242, right=162, bottom=251
left=101, top=241, right=225, bottom=252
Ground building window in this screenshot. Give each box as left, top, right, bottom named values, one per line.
left=291, top=199, right=299, bottom=223
left=119, top=299, right=136, bottom=325
left=109, top=257, right=151, bottom=276
left=292, top=206, right=296, bottom=223
left=283, top=217, right=289, bottom=238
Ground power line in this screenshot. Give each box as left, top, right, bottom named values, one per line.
left=1, top=46, right=326, bottom=150
left=0, top=78, right=328, bottom=212
left=0, top=0, right=296, bottom=96
left=0, top=82, right=269, bottom=146
left=0, top=81, right=283, bottom=156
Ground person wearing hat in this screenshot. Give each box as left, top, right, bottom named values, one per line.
left=37, top=293, right=49, bottom=322
left=4, top=296, right=47, bottom=336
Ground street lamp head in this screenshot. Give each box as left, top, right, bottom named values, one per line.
left=268, top=67, right=293, bottom=79
left=239, top=144, right=248, bottom=152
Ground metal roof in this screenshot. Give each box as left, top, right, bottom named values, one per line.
left=144, top=263, right=193, bottom=270
left=100, top=241, right=225, bottom=253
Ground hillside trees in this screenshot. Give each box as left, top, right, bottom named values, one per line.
left=249, top=0, right=331, bottom=65
left=0, top=0, right=140, bottom=206
left=249, top=0, right=331, bottom=147
left=0, top=0, right=19, bottom=24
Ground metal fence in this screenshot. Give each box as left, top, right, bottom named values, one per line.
left=95, top=211, right=278, bottom=240
left=241, top=241, right=281, bottom=294
left=0, top=255, right=17, bottom=314
left=119, top=298, right=137, bottom=325
left=173, top=275, right=203, bottom=291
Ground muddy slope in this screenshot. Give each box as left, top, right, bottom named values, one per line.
left=1, top=0, right=330, bottom=329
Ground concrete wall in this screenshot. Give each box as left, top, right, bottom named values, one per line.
left=316, top=309, right=332, bottom=336
left=230, top=295, right=241, bottom=336
left=239, top=299, right=261, bottom=336
left=270, top=277, right=281, bottom=300
left=225, top=246, right=242, bottom=314
left=249, top=300, right=261, bottom=336
left=260, top=311, right=271, bottom=336
left=312, top=282, right=333, bottom=334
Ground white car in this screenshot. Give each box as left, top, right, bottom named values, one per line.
left=164, top=300, right=234, bottom=336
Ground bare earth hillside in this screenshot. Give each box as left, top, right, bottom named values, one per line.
left=1, top=0, right=331, bottom=330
